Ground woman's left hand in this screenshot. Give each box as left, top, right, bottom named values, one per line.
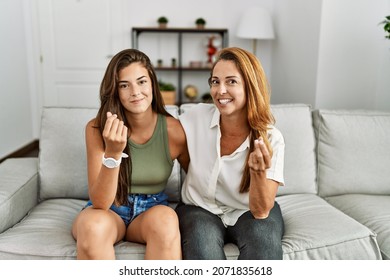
left=248, top=137, right=271, bottom=172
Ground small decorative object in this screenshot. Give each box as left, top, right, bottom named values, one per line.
left=189, top=61, right=202, bottom=68
left=157, top=16, right=168, bottom=28
left=195, top=18, right=206, bottom=29
left=171, top=58, right=177, bottom=68
left=184, top=85, right=198, bottom=102
left=379, top=15, right=390, bottom=40
left=157, top=59, right=163, bottom=67
left=206, top=35, right=218, bottom=66
left=159, top=80, right=176, bottom=105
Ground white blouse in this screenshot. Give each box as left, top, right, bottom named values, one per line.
left=179, top=103, right=285, bottom=226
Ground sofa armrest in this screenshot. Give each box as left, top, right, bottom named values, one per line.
left=0, top=158, right=39, bottom=233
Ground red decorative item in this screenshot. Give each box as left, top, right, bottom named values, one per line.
left=207, top=36, right=217, bottom=63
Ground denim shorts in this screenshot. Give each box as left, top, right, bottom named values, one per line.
left=83, top=191, right=169, bottom=227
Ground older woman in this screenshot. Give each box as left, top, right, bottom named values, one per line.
left=177, top=47, right=285, bottom=260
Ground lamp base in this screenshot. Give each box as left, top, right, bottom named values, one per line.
left=252, top=39, right=257, bottom=56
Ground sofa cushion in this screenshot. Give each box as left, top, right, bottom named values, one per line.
left=39, top=107, right=97, bottom=201
left=271, top=104, right=317, bottom=195
left=276, top=194, right=381, bottom=259
left=313, top=109, right=390, bottom=197
left=325, top=194, right=390, bottom=260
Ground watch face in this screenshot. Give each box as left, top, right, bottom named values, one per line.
left=104, top=158, right=118, bottom=168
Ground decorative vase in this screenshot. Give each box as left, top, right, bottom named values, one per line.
left=161, top=91, right=176, bottom=105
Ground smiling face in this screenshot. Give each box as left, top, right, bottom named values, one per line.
left=210, top=59, right=247, bottom=117
left=117, top=62, right=153, bottom=115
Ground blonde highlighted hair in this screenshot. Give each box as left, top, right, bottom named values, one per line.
left=209, top=47, right=275, bottom=193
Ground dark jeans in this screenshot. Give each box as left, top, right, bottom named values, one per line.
left=175, top=202, right=284, bottom=260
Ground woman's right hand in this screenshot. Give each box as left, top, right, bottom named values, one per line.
left=102, top=112, right=128, bottom=157
left=248, top=137, right=271, bottom=173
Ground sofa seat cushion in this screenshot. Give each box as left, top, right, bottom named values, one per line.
left=0, top=198, right=240, bottom=259
left=276, top=194, right=382, bottom=259
left=0, top=198, right=149, bottom=259
left=0, top=199, right=84, bottom=259
left=326, top=194, right=390, bottom=260
left=0, top=195, right=382, bottom=260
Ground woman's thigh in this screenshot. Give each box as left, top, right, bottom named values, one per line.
left=175, top=204, right=227, bottom=259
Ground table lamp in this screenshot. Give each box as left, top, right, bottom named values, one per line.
left=236, top=7, right=275, bottom=55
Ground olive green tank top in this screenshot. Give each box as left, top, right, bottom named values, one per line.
left=128, top=114, right=173, bottom=194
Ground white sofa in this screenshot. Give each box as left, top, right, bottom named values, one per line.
left=0, top=104, right=389, bottom=259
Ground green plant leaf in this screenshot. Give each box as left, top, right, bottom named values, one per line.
left=158, top=80, right=175, bottom=91
left=157, top=16, right=168, bottom=23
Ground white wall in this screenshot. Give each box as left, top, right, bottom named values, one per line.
left=0, top=0, right=35, bottom=159
left=315, top=0, right=390, bottom=110
left=270, top=0, right=323, bottom=105
left=271, top=0, right=390, bottom=111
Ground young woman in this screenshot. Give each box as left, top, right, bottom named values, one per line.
left=177, top=47, right=285, bottom=259
left=72, top=49, right=189, bottom=259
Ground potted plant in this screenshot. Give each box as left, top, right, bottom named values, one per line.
left=195, top=18, right=206, bottom=29
left=157, top=16, right=168, bottom=28
left=201, top=92, right=212, bottom=103
left=159, top=80, right=176, bottom=105
left=379, top=15, right=390, bottom=39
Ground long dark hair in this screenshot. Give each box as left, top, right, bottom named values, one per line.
left=209, top=47, right=274, bottom=193
left=95, top=49, right=170, bottom=205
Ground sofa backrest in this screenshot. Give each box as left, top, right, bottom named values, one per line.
left=271, top=104, right=317, bottom=195
left=39, top=107, right=96, bottom=201
left=313, top=109, right=390, bottom=197
left=39, top=106, right=181, bottom=202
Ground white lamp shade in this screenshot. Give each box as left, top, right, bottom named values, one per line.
left=237, top=7, right=275, bottom=40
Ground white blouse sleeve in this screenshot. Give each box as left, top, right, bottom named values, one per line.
left=266, top=126, right=285, bottom=186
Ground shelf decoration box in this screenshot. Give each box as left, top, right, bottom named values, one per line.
left=161, top=91, right=176, bottom=105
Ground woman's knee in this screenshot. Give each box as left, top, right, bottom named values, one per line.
left=73, top=208, right=121, bottom=242
left=143, top=206, right=180, bottom=241
left=233, top=211, right=284, bottom=259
